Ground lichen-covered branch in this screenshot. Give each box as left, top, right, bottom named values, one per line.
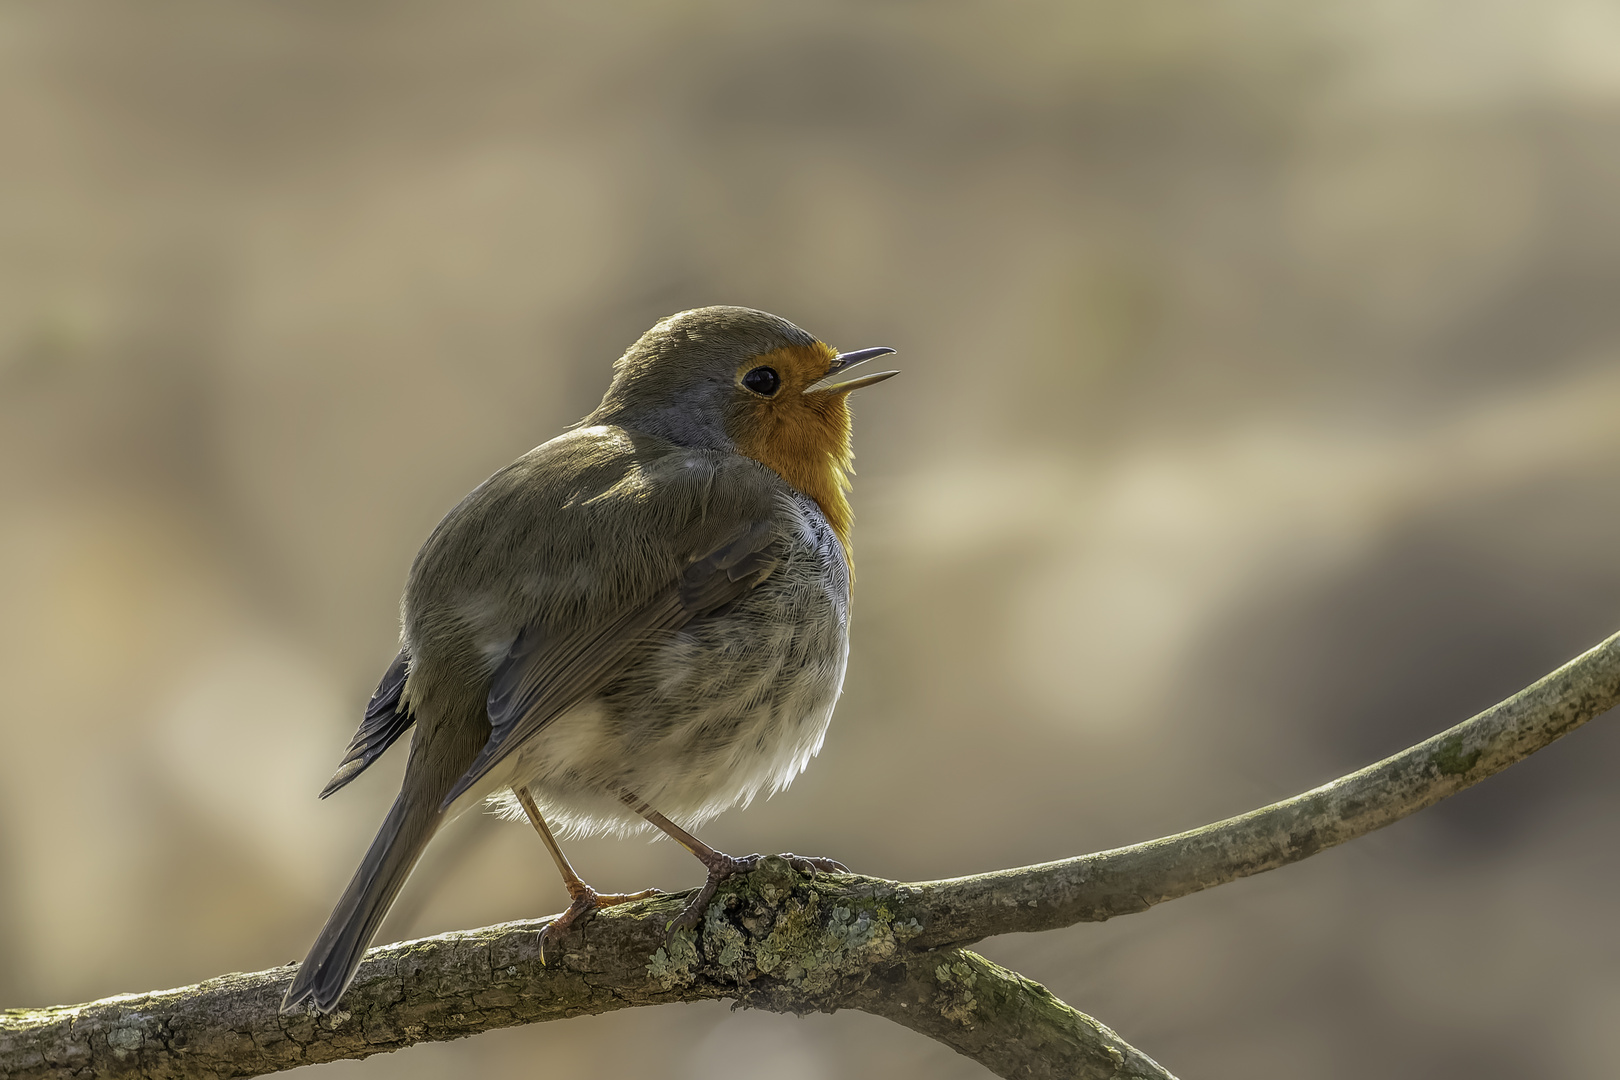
left=854, top=950, right=1174, bottom=1080
left=5, top=630, right=1619, bottom=1080
left=0, top=861, right=1172, bottom=1080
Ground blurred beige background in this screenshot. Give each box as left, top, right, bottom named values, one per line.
left=4, top=2, right=1620, bottom=1077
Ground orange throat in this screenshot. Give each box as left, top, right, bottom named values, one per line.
left=730, top=344, right=858, bottom=572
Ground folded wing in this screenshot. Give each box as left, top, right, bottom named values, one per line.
left=439, top=520, right=779, bottom=810
left=320, top=649, right=415, bottom=798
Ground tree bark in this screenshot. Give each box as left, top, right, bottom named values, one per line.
left=5, top=630, right=1619, bottom=1080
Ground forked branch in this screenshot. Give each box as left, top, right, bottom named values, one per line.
left=5, top=631, right=1618, bottom=1080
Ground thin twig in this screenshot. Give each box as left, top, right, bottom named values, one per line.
left=905, top=628, right=1620, bottom=948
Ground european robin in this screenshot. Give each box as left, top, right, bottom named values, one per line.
left=282, top=306, right=897, bottom=1013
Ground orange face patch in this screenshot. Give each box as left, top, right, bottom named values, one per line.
left=725, top=343, right=857, bottom=567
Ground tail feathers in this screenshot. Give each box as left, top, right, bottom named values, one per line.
left=282, top=792, right=440, bottom=1013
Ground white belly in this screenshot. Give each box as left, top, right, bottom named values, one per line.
left=485, top=492, right=850, bottom=838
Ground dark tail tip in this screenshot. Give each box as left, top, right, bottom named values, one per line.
left=283, top=791, right=441, bottom=1014
left=281, top=956, right=348, bottom=1014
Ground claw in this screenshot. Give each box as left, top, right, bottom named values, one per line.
left=779, top=853, right=849, bottom=877
left=540, top=883, right=664, bottom=965
left=666, top=852, right=759, bottom=940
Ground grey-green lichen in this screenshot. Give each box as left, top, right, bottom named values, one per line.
left=646, top=930, right=699, bottom=991
left=932, top=959, right=980, bottom=1026
left=643, top=856, right=918, bottom=1003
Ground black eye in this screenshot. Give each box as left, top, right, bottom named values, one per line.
left=742, top=366, right=781, bottom=396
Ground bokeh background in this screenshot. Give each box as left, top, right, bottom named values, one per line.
left=4, top=2, right=1620, bottom=1077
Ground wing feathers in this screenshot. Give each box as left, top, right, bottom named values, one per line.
left=678, top=519, right=777, bottom=613
left=439, top=521, right=780, bottom=810
left=320, top=649, right=415, bottom=799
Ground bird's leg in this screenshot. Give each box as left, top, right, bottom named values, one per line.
left=618, top=791, right=848, bottom=934
left=513, top=785, right=661, bottom=961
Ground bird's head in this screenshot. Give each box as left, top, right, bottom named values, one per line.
left=587, top=306, right=897, bottom=554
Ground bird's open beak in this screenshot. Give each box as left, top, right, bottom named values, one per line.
left=803, top=347, right=900, bottom=394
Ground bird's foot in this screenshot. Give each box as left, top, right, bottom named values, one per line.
left=540, top=882, right=663, bottom=964
left=667, top=851, right=759, bottom=936
left=776, top=852, right=849, bottom=876
left=666, top=851, right=851, bottom=939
